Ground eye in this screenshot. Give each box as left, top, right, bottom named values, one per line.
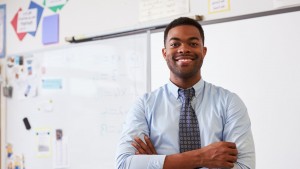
left=170, top=42, right=180, bottom=48
left=190, top=42, right=199, bottom=47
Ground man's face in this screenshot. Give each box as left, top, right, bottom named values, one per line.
left=162, top=25, right=207, bottom=81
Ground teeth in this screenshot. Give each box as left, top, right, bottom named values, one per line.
left=178, top=59, right=192, bottom=61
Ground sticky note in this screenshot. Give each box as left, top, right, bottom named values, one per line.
left=42, top=14, right=59, bottom=45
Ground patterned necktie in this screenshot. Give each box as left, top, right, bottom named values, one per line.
left=178, top=88, right=201, bottom=153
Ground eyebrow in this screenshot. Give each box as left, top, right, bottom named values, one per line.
left=168, top=37, right=200, bottom=42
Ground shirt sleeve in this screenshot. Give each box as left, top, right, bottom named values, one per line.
left=223, top=93, right=256, bottom=169
left=116, top=96, right=166, bottom=169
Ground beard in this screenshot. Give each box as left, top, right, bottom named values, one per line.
left=166, top=53, right=203, bottom=79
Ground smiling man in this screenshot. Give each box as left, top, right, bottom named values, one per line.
left=116, top=17, right=255, bottom=169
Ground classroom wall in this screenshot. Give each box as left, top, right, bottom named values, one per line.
left=1, top=0, right=300, bottom=169
left=1, top=0, right=295, bottom=55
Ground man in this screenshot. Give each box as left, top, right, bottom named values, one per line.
left=116, top=17, right=255, bottom=169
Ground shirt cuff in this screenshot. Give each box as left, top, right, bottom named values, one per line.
left=130, top=155, right=166, bottom=169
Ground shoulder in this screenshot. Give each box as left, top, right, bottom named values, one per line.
left=142, top=84, right=170, bottom=102
left=203, top=81, right=244, bottom=106
left=134, top=83, right=178, bottom=110
left=203, top=81, right=248, bottom=121
left=204, top=81, right=233, bottom=97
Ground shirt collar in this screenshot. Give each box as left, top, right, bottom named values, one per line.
left=167, top=78, right=205, bottom=99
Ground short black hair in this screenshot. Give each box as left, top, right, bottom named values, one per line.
left=164, top=17, right=205, bottom=46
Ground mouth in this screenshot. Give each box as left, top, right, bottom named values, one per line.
left=176, top=58, right=193, bottom=61
left=177, top=58, right=193, bottom=63
left=174, top=57, right=195, bottom=66
left=174, top=55, right=195, bottom=62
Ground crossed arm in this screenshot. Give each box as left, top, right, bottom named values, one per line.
left=117, top=93, right=255, bottom=169
left=132, top=135, right=238, bottom=169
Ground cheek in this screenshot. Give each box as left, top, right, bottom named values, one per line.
left=164, top=52, right=174, bottom=60
left=196, top=51, right=205, bottom=58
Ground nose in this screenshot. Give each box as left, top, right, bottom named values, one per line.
left=177, top=44, right=191, bottom=54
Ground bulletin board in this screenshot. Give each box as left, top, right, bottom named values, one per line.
left=4, top=33, right=148, bottom=169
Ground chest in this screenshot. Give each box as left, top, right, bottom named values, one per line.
left=145, top=99, right=225, bottom=149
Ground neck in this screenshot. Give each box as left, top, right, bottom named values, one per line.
left=170, top=75, right=201, bottom=89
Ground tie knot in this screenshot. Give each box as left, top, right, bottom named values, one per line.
left=178, top=88, right=195, bottom=102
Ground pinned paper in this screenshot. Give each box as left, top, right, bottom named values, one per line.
left=11, top=8, right=27, bottom=41
left=43, top=0, right=68, bottom=12
left=54, top=129, right=69, bottom=168
left=208, top=0, right=231, bottom=14
left=28, top=1, right=44, bottom=36
left=17, top=9, right=37, bottom=33
left=36, top=128, right=52, bottom=157
left=42, top=14, right=59, bottom=45
left=37, top=99, right=54, bottom=112
left=42, top=78, right=62, bottom=89
left=139, top=0, right=189, bottom=22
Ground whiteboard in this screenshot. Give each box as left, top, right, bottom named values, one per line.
left=5, top=33, right=148, bottom=169
left=151, top=11, right=300, bottom=168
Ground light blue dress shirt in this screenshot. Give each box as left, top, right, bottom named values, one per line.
left=116, top=79, right=255, bottom=169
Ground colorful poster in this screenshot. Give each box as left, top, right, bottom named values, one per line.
left=28, top=1, right=44, bottom=36
left=10, top=1, right=44, bottom=40
left=43, top=0, right=68, bottom=12
left=11, top=8, right=27, bottom=41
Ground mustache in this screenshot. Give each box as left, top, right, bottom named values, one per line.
left=172, top=54, right=198, bottom=60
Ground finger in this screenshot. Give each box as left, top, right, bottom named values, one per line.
left=134, top=137, right=146, bottom=147
left=144, top=135, right=157, bottom=154
left=131, top=142, right=140, bottom=149
left=225, top=142, right=237, bottom=149
left=134, top=137, right=152, bottom=154
left=226, top=154, right=238, bottom=163
left=131, top=142, right=147, bottom=154
left=225, top=161, right=235, bottom=168
left=228, top=148, right=238, bottom=156
left=224, top=143, right=238, bottom=156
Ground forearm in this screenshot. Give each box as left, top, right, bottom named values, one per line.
left=164, top=141, right=242, bottom=169
left=163, top=151, right=201, bottom=169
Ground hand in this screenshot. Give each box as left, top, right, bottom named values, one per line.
left=197, top=142, right=238, bottom=168
left=131, top=135, right=157, bottom=155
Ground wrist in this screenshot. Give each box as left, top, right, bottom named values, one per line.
left=163, top=150, right=201, bottom=169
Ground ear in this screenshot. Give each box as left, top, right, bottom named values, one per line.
left=203, top=47, right=207, bottom=58
left=162, top=48, right=167, bottom=60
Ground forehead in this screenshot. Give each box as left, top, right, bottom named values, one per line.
left=167, top=25, right=202, bottom=41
